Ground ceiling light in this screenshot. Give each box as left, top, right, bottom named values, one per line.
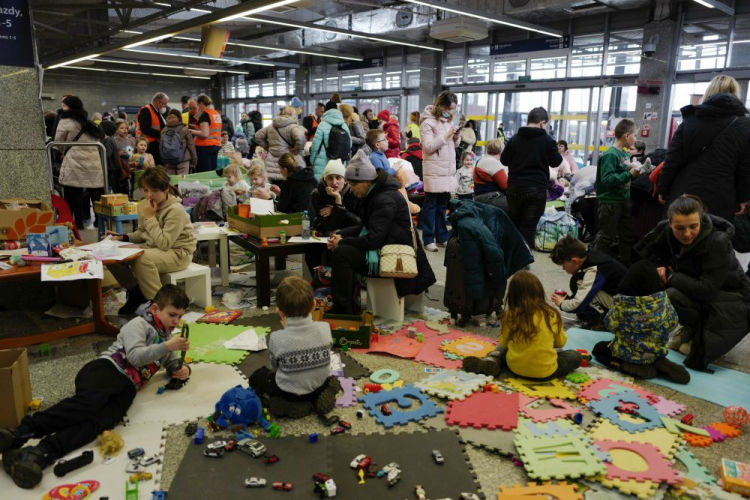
left=47, top=54, right=100, bottom=69
left=402, top=0, right=562, bottom=37
left=692, top=0, right=714, bottom=7
left=218, top=0, right=299, bottom=23
left=171, top=35, right=362, bottom=61
left=124, top=34, right=176, bottom=49
left=124, top=48, right=274, bottom=66
left=151, top=72, right=210, bottom=79
left=50, top=65, right=210, bottom=79
left=97, top=57, right=247, bottom=74
left=691, top=0, right=735, bottom=14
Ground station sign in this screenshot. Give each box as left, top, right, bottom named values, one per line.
left=0, top=0, right=34, bottom=67
left=490, top=35, right=571, bottom=62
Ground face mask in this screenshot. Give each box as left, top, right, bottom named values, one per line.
left=441, top=112, right=451, bottom=119
left=160, top=107, right=167, bottom=114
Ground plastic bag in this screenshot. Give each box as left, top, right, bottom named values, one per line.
left=535, top=209, right=579, bottom=252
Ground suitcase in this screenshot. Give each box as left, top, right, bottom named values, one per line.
left=443, top=236, right=499, bottom=324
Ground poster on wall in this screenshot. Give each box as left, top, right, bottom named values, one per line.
left=0, top=0, right=34, bottom=68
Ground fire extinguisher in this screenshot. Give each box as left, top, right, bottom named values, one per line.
left=641, top=124, right=650, bottom=138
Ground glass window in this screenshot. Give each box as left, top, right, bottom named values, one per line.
left=529, top=56, right=566, bottom=79
left=570, top=34, right=603, bottom=78
left=467, top=45, right=490, bottom=84
left=276, top=71, right=286, bottom=96
left=362, top=72, right=382, bottom=90
left=386, top=52, right=402, bottom=89
left=358, top=98, right=380, bottom=117
left=237, top=76, right=247, bottom=99
left=227, top=76, right=237, bottom=99
left=311, top=61, right=324, bottom=93
left=606, top=29, right=642, bottom=75
left=678, top=19, right=729, bottom=71
left=492, top=60, right=526, bottom=82
left=288, top=69, right=297, bottom=95
left=730, top=16, right=750, bottom=68
left=444, top=48, right=464, bottom=85
left=382, top=96, right=400, bottom=119
left=262, top=82, right=274, bottom=97
left=326, top=60, right=339, bottom=92
left=670, top=82, right=709, bottom=126
left=405, top=53, right=420, bottom=88
left=341, top=74, right=360, bottom=92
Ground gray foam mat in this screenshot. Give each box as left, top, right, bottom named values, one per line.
left=168, top=429, right=483, bottom=499
left=421, top=413, right=518, bottom=457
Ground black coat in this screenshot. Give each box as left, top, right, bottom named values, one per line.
left=659, top=93, right=750, bottom=222
left=277, top=168, right=317, bottom=214
left=340, top=170, right=436, bottom=297
left=309, top=180, right=361, bottom=235
left=501, top=126, right=563, bottom=189
left=634, top=214, right=750, bottom=368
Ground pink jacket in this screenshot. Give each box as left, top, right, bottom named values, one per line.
left=420, top=105, right=460, bottom=193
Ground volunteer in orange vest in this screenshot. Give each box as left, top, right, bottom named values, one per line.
left=190, top=94, right=222, bottom=172
left=136, top=92, right=168, bottom=165
left=303, top=102, right=325, bottom=140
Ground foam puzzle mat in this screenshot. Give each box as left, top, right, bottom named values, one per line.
left=185, top=323, right=270, bottom=365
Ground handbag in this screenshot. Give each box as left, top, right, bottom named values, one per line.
left=379, top=206, right=419, bottom=279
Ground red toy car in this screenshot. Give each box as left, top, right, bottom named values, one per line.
left=272, top=481, right=292, bottom=491
left=380, top=404, right=392, bottom=416
left=263, top=455, right=280, bottom=465
left=312, top=472, right=331, bottom=483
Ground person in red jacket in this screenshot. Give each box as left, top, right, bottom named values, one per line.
left=378, top=110, right=401, bottom=158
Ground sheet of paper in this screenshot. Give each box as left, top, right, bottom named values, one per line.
left=288, top=236, right=328, bottom=244
left=77, top=239, right=132, bottom=250
left=223, top=329, right=267, bottom=351
left=96, top=247, right=143, bottom=262
left=0, top=248, right=28, bottom=257
left=45, top=303, right=93, bottom=319
left=41, top=260, right=103, bottom=281
left=180, top=311, right=205, bottom=324
left=249, top=198, right=275, bottom=215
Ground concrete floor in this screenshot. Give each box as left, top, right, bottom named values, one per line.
left=19, top=227, right=750, bottom=498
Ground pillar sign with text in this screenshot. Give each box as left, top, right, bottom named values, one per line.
left=0, top=0, right=34, bottom=67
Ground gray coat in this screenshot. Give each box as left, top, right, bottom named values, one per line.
left=253, top=115, right=306, bottom=181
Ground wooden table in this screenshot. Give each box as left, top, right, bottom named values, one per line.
left=229, top=234, right=320, bottom=308
left=0, top=251, right=142, bottom=349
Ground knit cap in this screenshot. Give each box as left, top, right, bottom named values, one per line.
left=290, top=96, right=304, bottom=108
left=377, top=110, right=390, bottom=122
left=323, top=158, right=345, bottom=179
left=344, top=150, right=377, bottom=181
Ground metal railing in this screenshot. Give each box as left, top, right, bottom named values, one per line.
left=45, top=141, right=109, bottom=195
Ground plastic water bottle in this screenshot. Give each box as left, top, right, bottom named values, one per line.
left=302, top=211, right=311, bottom=240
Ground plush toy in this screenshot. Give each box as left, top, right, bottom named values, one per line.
left=9, top=254, right=25, bottom=267
left=97, top=430, right=124, bottom=456
left=129, top=153, right=146, bottom=169
left=212, top=385, right=279, bottom=437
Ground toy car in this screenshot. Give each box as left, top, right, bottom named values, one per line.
left=459, top=493, right=480, bottom=500
left=224, top=438, right=238, bottom=452
left=313, top=472, right=331, bottom=483
left=240, top=440, right=267, bottom=457
left=127, top=448, right=145, bottom=460
left=244, top=477, right=267, bottom=487
left=204, top=448, right=225, bottom=458
left=386, top=468, right=401, bottom=486
left=382, top=462, right=400, bottom=474
left=194, top=427, right=205, bottom=444
left=350, top=454, right=372, bottom=470
left=151, top=491, right=167, bottom=500
left=185, top=423, right=197, bottom=436
left=432, top=449, right=444, bottom=464
left=206, top=440, right=227, bottom=450
left=139, top=455, right=160, bottom=467
left=272, top=481, right=293, bottom=491
left=380, top=404, right=392, bottom=416
left=129, top=472, right=153, bottom=483
left=330, top=426, right=347, bottom=435
left=415, top=485, right=427, bottom=499
left=314, top=478, right=337, bottom=498
left=339, top=421, right=352, bottom=430
left=263, top=454, right=280, bottom=465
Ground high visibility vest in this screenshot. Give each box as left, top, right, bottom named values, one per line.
left=135, top=104, right=163, bottom=143
left=194, top=108, right=222, bottom=147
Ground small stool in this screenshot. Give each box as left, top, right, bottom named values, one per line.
left=160, top=263, right=212, bottom=308
left=366, top=277, right=424, bottom=323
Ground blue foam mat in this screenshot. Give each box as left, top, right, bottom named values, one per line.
left=565, top=327, right=750, bottom=409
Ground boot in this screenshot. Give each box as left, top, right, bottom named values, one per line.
left=2, top=448, right=20, bottom=475
left=462, top=356, right=501, bottom=377
left=268, top=397, right=312, bottom=420
left=652, top=357, right=691, bottom=384
left=9, top=446, right=48, bottom=489
left=0, top=426, right=32, bottom=454
left=313, top=378, right=342, bottom=415
left=118, top=286, right=147, bottom=316
left=619, top=361, right=657, bottom=379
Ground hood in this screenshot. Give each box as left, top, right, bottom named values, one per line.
left=165, top=115, right=183, bottom=127
left=158, top=194, right=182, bottom=212
left=289, top=167, right=315, bottom=182
left=273, top=115, right=298, bottom=129
left=517, top=126, right=549, bottom=139
left=696, top=93, right=749, bottom=118
left=403, top=144, right=423, bottom=160
left=667, top=213, right=733, bottom=254
left=383, top=120, right=399, bottom=132
left=368, top=169, right=401, bottom=198
left=322, top=109, right=345, bottom=126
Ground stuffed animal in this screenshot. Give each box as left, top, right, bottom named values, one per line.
left=129, top=153, right=145, bottom=169
left=97, top=430, right=124, bottom=456
left=212, top=385, right=277, bottom=435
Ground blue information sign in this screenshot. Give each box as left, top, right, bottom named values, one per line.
left=0, top=0, right=34, bottom=67
left=337, top=57, right=383, bottom=72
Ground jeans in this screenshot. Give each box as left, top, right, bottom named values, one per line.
left=422, top=192, right=451, bottom=245
left=474, top=191, right=508, bottom=212
left=195, top=145, right=220, bottom=172
left=331, top=244, right=370, bottom=314
left=506, top=185, right=547, bottom=248
left=594, top=201, right=636, bottom=267
left=248, top=366, right=332, bottom=402
left=63, top=186, right=102, bottom=229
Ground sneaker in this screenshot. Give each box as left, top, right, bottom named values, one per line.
left=652, top=357, right=691, bottom=384
left=118, top=286, right=147, bottom=316
left=425, top=243, right=438, bottom=252
left=619, top=361, right=657, bottom=379
left=667, top=328, right=684, bottom=351
left=10, top=446, right=47, bottom=489
left=313, top=378, right=342, bottom=415
left=462, top=356, right=501, bottom=377
left=679, top=341, right=693, bottom=356
left=268, top=397, right=312, bottom=420
left=436, top=241, right=448, bottom=247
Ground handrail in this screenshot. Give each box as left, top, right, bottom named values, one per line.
left=45, top=141, right=109, bottom=195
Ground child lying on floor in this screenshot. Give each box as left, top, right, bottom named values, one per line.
left=0, top=285, right=190, bottom=490
left=592, top=261, right=690, bottom=384
left=463, top=270, right=582, bottom=380
left=248, top=276, right=341, bottom=418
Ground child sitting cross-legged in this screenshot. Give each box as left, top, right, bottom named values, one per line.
left=593, top=261, right=690, bottom=383
left=463, top=271, right=583, bottom=380
left=248, top=276, right=341, bottom=418
left=0, top=284, right=191, bottom=489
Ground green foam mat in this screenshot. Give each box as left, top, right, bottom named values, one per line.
left=186, top=323, right=271, bottom=365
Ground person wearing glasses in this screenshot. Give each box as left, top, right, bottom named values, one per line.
left=136, top=92, right=169, bottom=165
left=366, top=129, right=396, bottom=176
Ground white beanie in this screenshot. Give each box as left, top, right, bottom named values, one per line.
left=323, top=158, right=345, bottom=179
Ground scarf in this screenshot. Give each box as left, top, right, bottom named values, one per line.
left=360, top=184, right=379, bottom=275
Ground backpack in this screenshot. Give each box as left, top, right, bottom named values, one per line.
left=160, top=127, right=185, bottom=164
left=534, top=209, right=579, bottom=251
left=323, top=125, right=351, bottom=161
left=191, top=189, right=233, bottom=223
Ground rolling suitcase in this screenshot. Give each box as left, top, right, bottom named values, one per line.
left=443, top=236, right=499, bottom=325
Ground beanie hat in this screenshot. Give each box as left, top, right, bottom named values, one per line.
left=345, top=150, right=378, bottom=182
left=618, top=260, right=665, bottom=297
left=99, top=120, right=118, bottom=137
left=62, top=95, right=83, bottom=111
left=377, top=110, right=390, bottom=122
left=323, top=158, right=345, bottom=179
left=290, top=96, right=304, bottom=108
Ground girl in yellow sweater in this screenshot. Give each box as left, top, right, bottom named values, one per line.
left=463, top=271, right=583, bottom=379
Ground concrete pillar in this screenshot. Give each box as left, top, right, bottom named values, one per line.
left=634, top=19, right=677, bottom=151
left=419, top=50, right=442, bottom=112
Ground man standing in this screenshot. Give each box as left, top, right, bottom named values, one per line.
left=303, top=102, right=324, bottom=140
left=182, top=98, right=197, bottom=127
left=180, top=96, right=190, bottom=113
left=136, top=92, right=169, bottom=165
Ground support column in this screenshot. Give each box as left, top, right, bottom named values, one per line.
left=419, top=50, right=442, bottom=112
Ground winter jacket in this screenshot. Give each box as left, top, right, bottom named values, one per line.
left=348, top=117, right=368, bottom=156
left=659, top=93, right=750, bottom=222
left=311, top=109, right=352, bottom=180
left=405, top=122, right=420, bottom=140
left=562, top=150, right=579, bottom=175
left=126, top=194, right=196, bottom=256
left=339, top=170, right=436, bottom=297
left=401, top=143, right=423, bottom=179
left=460, top=127, right=476, bottom=151
left=474, top=155, right=508, bottom=195
left=253, top=115, right=306, bottom=182
left=248, top=112, right=263, bottom=139
left=604, top=291, right=678, bottom=364
left=277, top=167, right=317, bottom=214
left=309, top=180, right=361, bottom=235
left=447, top=199, right=534, bottom=301
left=221, top=114, right=235, bottom=137
left=634, top=214, right=750, bottom=368
left=382, top=119, right=401, bottom=158
left=236, top=119, right=255, bottom=142
left=596, top=146, right=632, bottom=204
left=420, top=106, right=460, bottom=193
left=302, top=114, right=321, bottom=140
left=501, top=126, right=563, bottom=190
left=55, top=118, right=105, bottom=189
left=560, top=248, right=627, bottom=315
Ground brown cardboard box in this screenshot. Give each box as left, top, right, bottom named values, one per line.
left=199, top=25, right=229, bottom=58
left=227, top=206, right=303, bottom=239
left=0, top=349, right=32, bottom=428
left=0, top=199, right=55, bottom=241
left=100, top=194, right=128, bottom=206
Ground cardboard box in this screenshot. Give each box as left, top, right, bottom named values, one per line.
left=100, top=194, right=129, bottom=206
left=227, top=206, right=303, bottom=239
left=0, top=199, right=55, bottom=241
left=0, top=349, right=32, bottom=429
left=94, top=201, right=139, bottom=217
left=313, top=309, right=373, bottom=349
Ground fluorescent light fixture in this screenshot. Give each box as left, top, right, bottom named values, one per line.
left=242, top=16, right=443, bottom=51
left=122, top=30, right=143, bottom=35
left=733, top=39, right=750, bottom=44
left=703, top=35, right=720, bottom=41
left=171, top=35, right=362, bottom=61
left=124, top=33, right=176, bottom=49
left=218, top=0, right=299, bottom=23
left=693, top=0, right=714, bottom=7
left=50, top=65, right=210, bottom=79
left=97, top=57, right=247, bottom=74
left=402, top=0, right=561, bottom=38
left=124, top=48, right=274, bottom=66
left=47, top=54, right=100, bottom=69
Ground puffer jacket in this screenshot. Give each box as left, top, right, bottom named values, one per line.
left=659, top=93, right=750, bottom=222
left=447, top=199, right=533, bottom=301
left=634, top=214, right=750, bottom=369
left=339, top=170, right=436, bottom=297
left=56, top=118, right=105, bottom=189
left=311, top=109, right=351, bottom=180
left=348, top=116, right=369, bottom=156
left=253, top=115, right=306, bottom=181
left=604, top=292, right=678, bottom=364
left=382, top=119, right=401, bottom=158
left=310, top=180, right=361, bottom=235
left=127, top=195, right=197, bottom=255
left=420, top=105, right=460, bottom=193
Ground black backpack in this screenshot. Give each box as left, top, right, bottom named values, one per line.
left=322, top=124, right=351, bottom=161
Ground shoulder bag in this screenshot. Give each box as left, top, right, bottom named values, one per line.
left=379, top=204, right=419, bottom=279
